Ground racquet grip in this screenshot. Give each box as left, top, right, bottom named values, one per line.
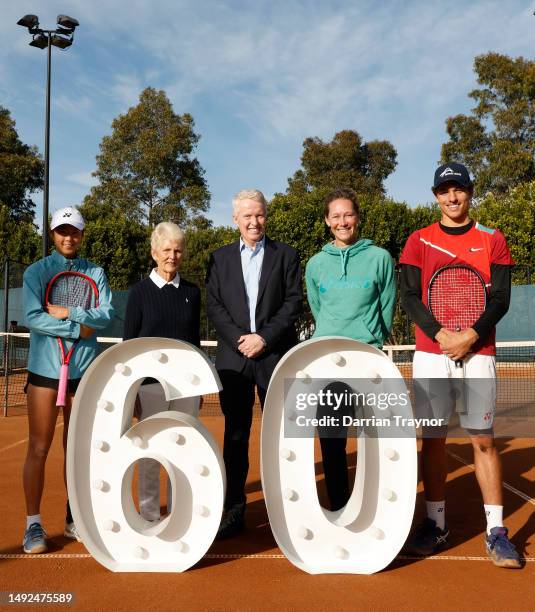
left=56, top=364, right=69, bottom=407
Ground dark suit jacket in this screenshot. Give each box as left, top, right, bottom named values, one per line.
left=206, top=236, right=302, bottom=387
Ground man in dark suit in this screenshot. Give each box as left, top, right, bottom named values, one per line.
left=206, top=188, right=302, bottom=538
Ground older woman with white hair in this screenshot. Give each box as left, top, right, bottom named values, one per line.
left=123, top=221, right=201, bottom=522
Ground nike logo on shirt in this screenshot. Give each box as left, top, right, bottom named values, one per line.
left=469, top=247, right=484, bottom=252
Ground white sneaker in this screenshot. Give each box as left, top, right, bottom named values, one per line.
left=64, top=521, right=82, bottom=541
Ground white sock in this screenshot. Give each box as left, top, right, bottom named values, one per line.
left=426, top=500, right=446, bottom=530
left=484, top=504, right=503, bottom=534
left=26, top=514, right=42, bottom=529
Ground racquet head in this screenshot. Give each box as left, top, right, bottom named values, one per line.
left=428, top=265, right=487, bottom=331
left=45, top=271, right=99, bottom=310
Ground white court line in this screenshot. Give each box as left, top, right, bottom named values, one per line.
left=447, top=450, right=535, bottom=506
left=1, top=553, right=533, bottom=562
left=0, top=422, right=64, bottom=455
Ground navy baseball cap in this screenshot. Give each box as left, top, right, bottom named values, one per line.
left=432, top=162, right=473, bottom=191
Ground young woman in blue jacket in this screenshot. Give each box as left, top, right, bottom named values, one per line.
left=21, top=207, right=114, bottom=554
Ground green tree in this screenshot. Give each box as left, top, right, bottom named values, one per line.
left=0, top=204, right=40, bottom=263
left=79, top=215, right=150, bottom=290
left=0, top=107, right=44, bottom=222
left=441, top=53, right=535, bottom=196
left=473, top=180, right=535, bottom=280
left=85, top=88, right=210, bottom=228
left=287, top=130, right=397, bottom=197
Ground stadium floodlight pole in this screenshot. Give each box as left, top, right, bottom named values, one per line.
left=16, top=14, right=79, bottom=258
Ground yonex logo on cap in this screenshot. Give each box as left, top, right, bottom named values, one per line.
left=439, top=168, right=462, bottom=178
left=50, top=207, right=85, bottom=231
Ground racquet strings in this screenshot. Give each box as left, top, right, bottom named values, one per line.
left=47, top=274, right=96, bottom=310
left=429, top=267, right=486, bottom=331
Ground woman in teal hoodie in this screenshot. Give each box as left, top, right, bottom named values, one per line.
left=305, top=188, right=396, bottom=510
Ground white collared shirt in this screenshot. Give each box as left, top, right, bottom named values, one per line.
left=149, top=268, right=181, bottom=289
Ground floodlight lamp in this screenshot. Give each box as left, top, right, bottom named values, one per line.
left=29, top=34, right=49, bottom=49
left=50, top=35, right=72, bottom=49
left=17, top=14, right=39, bottom=31
left=56, top=26, right=74, bottom=37
left=56, top=15, right=79, bottom=31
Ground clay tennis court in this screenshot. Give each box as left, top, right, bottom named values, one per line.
left=1, top=383, right=534, bottom=610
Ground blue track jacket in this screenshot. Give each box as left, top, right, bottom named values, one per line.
left=23, top=250, right=115, bottom=379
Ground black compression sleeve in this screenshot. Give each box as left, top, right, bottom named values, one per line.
left=471, top=264, right=511, bottom=341
left=399, top=265, right=442, bottom=340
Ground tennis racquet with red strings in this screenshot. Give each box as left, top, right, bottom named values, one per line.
left=45, top=271, right=99, bottom=407
left=428, top=264, right=487, bottom=376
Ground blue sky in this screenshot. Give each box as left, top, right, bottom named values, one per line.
left=2, top=0, right=534, bottom=228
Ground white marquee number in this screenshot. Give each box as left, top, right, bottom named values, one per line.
left=261, top=337, right=417, bottom=574
left=68, top=337, right=416, bottom=574
left=66, top=338, right=225, bottom=572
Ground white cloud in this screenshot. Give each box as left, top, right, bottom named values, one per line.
left=66, top=171, right=96, bottom=188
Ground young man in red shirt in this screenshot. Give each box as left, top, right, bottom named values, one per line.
left=399, top=162, right=522, bottom=568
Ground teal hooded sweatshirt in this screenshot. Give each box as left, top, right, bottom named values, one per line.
left=305, top=239, right=396, bottom=348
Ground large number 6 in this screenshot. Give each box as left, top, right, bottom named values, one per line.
left=66, top=338, right=225, bottom=572
left=261, top=337, right=417, bottom=574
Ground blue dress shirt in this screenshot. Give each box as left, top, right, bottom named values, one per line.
left=240, top=236, right=265, bottom=333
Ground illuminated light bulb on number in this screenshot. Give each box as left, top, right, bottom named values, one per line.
left=194, top=505, right=209, bottom=517
left=283, top=489, right=298, bottom=501
left=93, top=440, right=109, bottom=452
left=114, top=362, right=127, bottom=374
left=169, top=432, right=186, bottom=445
left=176, top=541, right=189, bottom=553
left=151, top=351, right=164, bottom=362
left=184, top=371, right=199, bottom=384
left=362, top=369, right=381, bottom=383
left=194, top=464, right=209, bottom=476
left=331, top=353, right=346, bottom=366
left=382, top=488, right=396, bottom=501
left=384, top=448, right=398, bottom=461
left=131, top=436, right=143, bottom=448
left=92, top=479, right=106, bottom=491
left=97, top=399, right=113, bottom=412
left=135, top=546, right=149, bottom=560
left=370, top=526, right=385, bottom=540
left=104, top=520, right=119, bottom=532
left=334, top=546, right=350, bottom=560
left=298, top=526, right=313, bottom=540
left=295, top=370, right=310, bottom=381
left=280, top=448, right=295, bottom=461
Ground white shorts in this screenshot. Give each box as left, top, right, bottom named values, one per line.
left=412, top=351, right=496, bottom=433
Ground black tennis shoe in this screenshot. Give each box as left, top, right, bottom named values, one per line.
left=216, top=502, right=246, bottom=540
left=406, top=517, right=449, bottom=556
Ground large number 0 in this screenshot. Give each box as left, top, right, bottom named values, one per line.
left=261, top=337, right=417, bottom=574
left=66, top=338, right=225, bottom=572
left=68, top=337, right=416, bottom=574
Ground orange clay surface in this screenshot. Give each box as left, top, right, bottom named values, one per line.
left=0, top=408, right=534, bottom=612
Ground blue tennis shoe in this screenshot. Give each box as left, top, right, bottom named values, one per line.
left=486, top=527, right=522, bottom=569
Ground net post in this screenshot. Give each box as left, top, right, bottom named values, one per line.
left=2, top=260, right=9, bottom=417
